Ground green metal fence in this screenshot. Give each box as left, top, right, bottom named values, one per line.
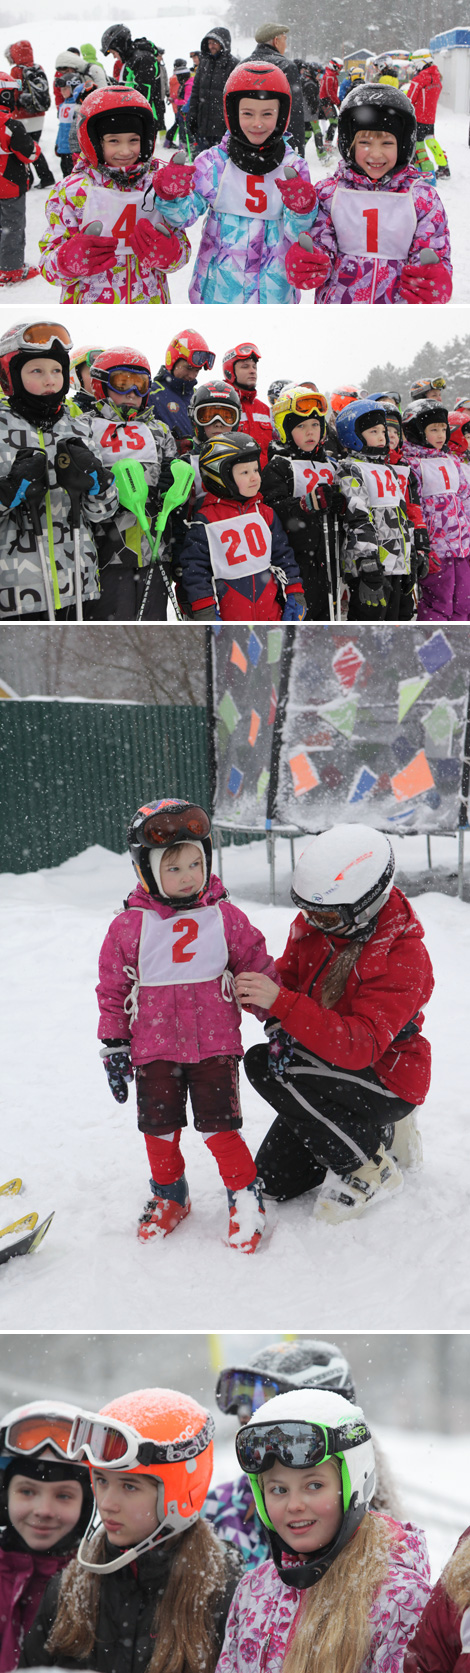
left=0, top=704, right=209, bottom=872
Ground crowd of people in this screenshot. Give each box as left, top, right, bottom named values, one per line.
left=0, top=322, right=469, bottom=623
left=0, top=1345, right=468, bottom=1672
left=0, top=30, right=456, bottom=304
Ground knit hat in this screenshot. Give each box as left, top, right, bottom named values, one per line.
left=254, top=22, right=290, bottom=42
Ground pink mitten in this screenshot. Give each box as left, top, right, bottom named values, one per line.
left=153, top=160, right=195, bottom=200
left=275, top=173, right=317, bottom=213
left=129, top=218, right=182, bottom=269
left=398, top=260, right=452, bottom=304
left=58, top=232, right=117, bottom=278
left=285, top=240, right=330, bottom=290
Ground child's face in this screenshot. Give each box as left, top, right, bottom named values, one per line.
left=8, top=1474, right=83, bottom=1550
left=101, top=130, right=142, bottom=167
left=387, top=423, right=400, bottom=450
left=291, top=417, right=321, bottom=450
left=361, top=422, right=386, bottom=448
left=264, top=1458, right=343, bottom=1552
left=353, top=129, right=398, bottom=179
left=160, top=842, right=204, bottom=897
left=425, top=422, right=448, bottom=449
left=21, top=358, right=64, bottom=396
left=80, top=362, right=95, bottom=395
left=238, top=98, right=280, bottom=145
left=110, top=387, right=143, bottom=410
left=231, top=459, right=261, bottom=496
left=92, top=1468, right=159, bottom=1547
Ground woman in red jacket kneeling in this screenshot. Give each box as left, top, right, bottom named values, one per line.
left=235, top=823, right=434, bottom=1224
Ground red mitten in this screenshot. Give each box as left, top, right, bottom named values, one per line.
left=285, top=241, right=330, bottom=290
left=275, top=173, right=317, bottom=213
left=58, top=233, right=117, bottom=278
left=129, top=218, right=182, bottom=269
left=153, top=160, right=195, bottom=200
left=398, top=261, right=452, bottom=304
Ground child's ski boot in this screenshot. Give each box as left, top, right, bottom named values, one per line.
left=138, top=1174, right=191, bottom=1241
left=227, top=1177, right=266, bottom=1253
left=314, top=1144, right=403, bottom=1224
left=390, top=1111, right=423, bottom=1171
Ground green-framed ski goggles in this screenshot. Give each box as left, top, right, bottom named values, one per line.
left=236, top=1417, right=370, bottom=1474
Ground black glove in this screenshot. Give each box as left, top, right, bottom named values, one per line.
left=100, top=1040, right=134, bottom=1104
left=0, top=448, right=48, bottom=511
left=315, top=480, right=337, bottom=513
left=260, top=455, right=294, bottom=503
left=6, top=119, right=35, bottom=157
left=192, top=604, right=217, bottom=620
left=414, top=527, right=430, bottom=579
left=55, top=439, right=110, bottom=501
left=358, top=566, right=391, bottom=613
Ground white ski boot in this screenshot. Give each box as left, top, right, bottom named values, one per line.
left=314, top=1144, right=403, bottom=1224
left=390, top=1112, right=423, bottom=1171
left=227, top=1178, right=266, bottom=1253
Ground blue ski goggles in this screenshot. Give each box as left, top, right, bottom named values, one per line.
left=216, top=1369, right=290, bottom=1418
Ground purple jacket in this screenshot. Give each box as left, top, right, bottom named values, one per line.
left=216, top=1518, right=431, bottom=1673
left=308, top=160, right=451, bottom=303
left=97, top=874, right=278, bottom=1065
left=402, top=440, right=470, bottom=622
left=0, top=1545, right=71, bottom=1671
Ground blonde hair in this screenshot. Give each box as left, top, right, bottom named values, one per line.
left=441, top=1534, right=470, bottom=1613
left=281, top=1514, right=395, bottom=1673
left=321, top=940, right=366, bottom=1009
left=45, top=1520, right=228, bottom=1673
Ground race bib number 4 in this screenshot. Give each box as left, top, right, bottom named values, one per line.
left=291, top=460, right=334, bottom=498
left=82, top=182, right=168, bottom=254
left=420, top=456, right=460, bottom=497
left=205, top=512, right=272, bottom=581
left=138, top=905, right=228, bottom=986
left=330, top=186, right=417, bottom=259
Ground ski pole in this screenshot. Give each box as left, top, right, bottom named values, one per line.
left=27, top=501, right=55, bottom=621
left=334, top=514, right=341, bottom=622
left=322, top=514, right=335, bottom=623
left=112, top=458, right=194, bottom=622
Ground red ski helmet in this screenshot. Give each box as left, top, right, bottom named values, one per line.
left=91, top=347, right=152, bottom=409
left=165, top=331, right=215, bottom=374
left=222, top=342, right=261, bottom=385
left=0, top=320, right=72, bottom=399
left=447, top=410, right=470, bottom=456
left=223, top=61, right=291, bottom=143
left=0, top=71, right=21, bottom=111
left=77, top=87, right=156, bottom=168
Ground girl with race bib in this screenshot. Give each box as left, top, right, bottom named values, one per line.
left=260, top=385, right=338, bottom=620
left=179, top=434, right=306, bottom=621
left=88, top=347, right=177, bottom=621
left=334, top=398, right=417, bottom=620
left=287, top=84, right=452, bottom=305
left=39, top=87, right=190, bottom=304
left=151, top=62, right=319, bottom=304
left=97, top=799, right=280, bottom=1252
left=402, top=400, right=470, bottom=621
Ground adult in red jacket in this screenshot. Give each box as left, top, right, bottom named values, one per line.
left=222, top=343, right=273, bottom=470
left=404, top=1527, right=470, bottom=1673
left=407, top=60, right=450, bottom=178
left=238, top=825, right=434, bottom=1223
left=4, top=41, right=55, bottom=187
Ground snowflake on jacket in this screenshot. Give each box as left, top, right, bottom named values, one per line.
left=39, top=163, right=190, bottom=303
left=402, top=439, right=470, bottom=622
left=307, top=159, right=451, bottom=304
left=155, top=133, right=318, bottom=304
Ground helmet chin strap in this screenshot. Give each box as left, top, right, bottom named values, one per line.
left=77, top=1503, right=199, bottom=1573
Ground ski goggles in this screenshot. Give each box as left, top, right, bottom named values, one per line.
left=301, top=905, right=348, bottom=930
left=236, top=1417, right=370, bottom=1475
left=68, top=1410, right=214, bottom=1468
left=287, top=391, right=328, bottom=418
left=109, top=369, right=150, bottom=394
left=227, top=344, right=260, bottom=361
left=196, top=403, right=239, bottom=427
left=138, top=805, right=211, bottom=847
left=3, top=1412, right=75, bottom=1459
left=187, top=350, right=216, bottom=370
left=16, top=324, right=73, bottom=351
left=216, top=1369, right=291, bottom=1417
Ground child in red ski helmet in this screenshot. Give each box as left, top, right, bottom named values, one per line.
left=151, top=61, right=318, bottom=303
left=0, top=1400, right=93, bottom=1670
left=97, top=798, right=281, bottom=1251
left=38, top=86, right=190, bottom=304
left=88, top=346, right=178, bottom=621
left=21, top=1388, right=243, bottom=1672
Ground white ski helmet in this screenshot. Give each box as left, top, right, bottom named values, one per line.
left=236, top=1387, right=375, bottom=1586
left=291, top=824, right=395, bottom=937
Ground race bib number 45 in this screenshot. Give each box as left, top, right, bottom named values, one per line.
left=93, top=413, right=156, bottom=464
left=205, top=512, right=272, bottom=580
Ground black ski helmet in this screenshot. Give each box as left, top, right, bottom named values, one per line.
left=338, top=84, right=417, bottom=169
left=402, top=398, right=450, bottom=447
left=127, top=798, right=213, bottom=904
left=189, top=380, right=242, bottom=441
left=101, top=25, right=132, bottom=57
left=199, top=433, right=261, bottom=498
left=216, top=1338, right=356, bottom=1420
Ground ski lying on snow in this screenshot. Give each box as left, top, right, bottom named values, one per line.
left=0, top=1213, right=54, bottom=1267
left=0, top=1179, right=23, bottom=1196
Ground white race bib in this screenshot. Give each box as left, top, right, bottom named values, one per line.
left=93, top=413, right=157, bottom=465
left=330, top=186, right=416, bottom=259
left=393, top=464, right=410, bottom=498
left=205, top=511, right=272, bottom=581
left=419, top=456, right=460, bottom=497
left=58, top=101, right=75, bottom=121
left=139, top=906, right=228, bottom=987
left=359, top=461, right=402, bottom=506
left=291, top=460, right=334, bottom=497
left=213, top=158, right=284, bottom=220
left=82, top=182, right=168, bottom=254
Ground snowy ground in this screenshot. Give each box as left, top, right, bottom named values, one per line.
left=1, top=832, right=469, bottom=1330
left=0, top=9, right=468, bottom=304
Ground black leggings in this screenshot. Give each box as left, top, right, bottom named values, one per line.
left=244, top=1043, right=415, bottom=1200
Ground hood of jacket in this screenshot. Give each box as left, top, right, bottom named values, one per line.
left=200, top=488, right=268, bottom=520
left=124, top=874, right=228, bottom=915
left=200, top=27, right=232, bottom=55
left=7, top=40, right=34, bottom=66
